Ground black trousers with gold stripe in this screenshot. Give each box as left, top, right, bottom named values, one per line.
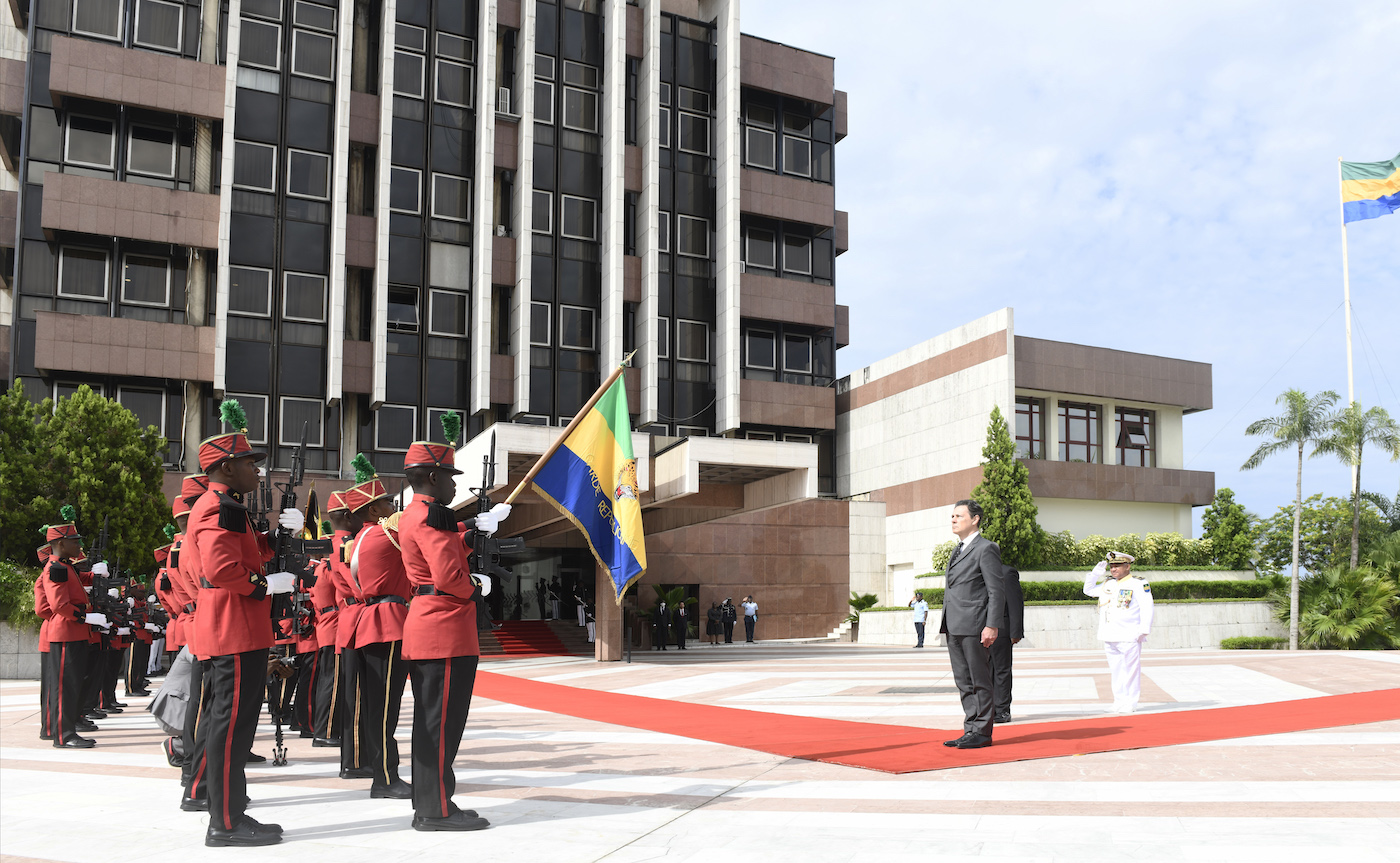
left=126, top=640, right=150, bottom=694
left=182, top=657, right=210, bottom=801
left=359, top=640, right=408, bottom=787
left=46, top=640, right=88, bottom=745
left=202, top=649, right=266, bottom=831
left=312, top=646, right=340, bottom=739
left=408, top=655, right=478, bottom=818
left=339, top=647, right=370, bottom=771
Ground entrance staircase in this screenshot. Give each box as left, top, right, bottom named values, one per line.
left=479, top=619, right=592, bottom=658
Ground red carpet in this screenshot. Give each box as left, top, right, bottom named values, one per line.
left=486, top=621, right=571, bottom=657
left=475, top=672, right=1400, bottom=773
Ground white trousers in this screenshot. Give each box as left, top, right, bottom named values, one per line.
left=1103, top=639, right=1142, bottom=712
left=147, top=638, right=165, bottom=672
left=586, top=622, right=596, bottom=642
left=578, top=605, right=586, bottom=626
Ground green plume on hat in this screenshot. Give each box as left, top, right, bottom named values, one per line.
left=351, top=453, right=377, bottom=484
left=163, top=524, right=177, bottom=541
left=60, top=504, right=77, bottom=524
left=440, top=410, right=462, bottom=447
left=219, top=398, right=248, bottom=433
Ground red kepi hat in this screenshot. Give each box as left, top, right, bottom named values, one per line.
left=326, top=490, right=349, bottom=513
left=44, top=505, right=82, bottom=543
left=172, top=474, right=210, bottom=518
left=198, top=399, right=267, bottom=472
left=345, top=453, right=390, bottom=511
left=402, top=410, right=464, bottom=475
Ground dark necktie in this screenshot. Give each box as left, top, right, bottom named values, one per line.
left=947, top=541, right=965, bottom=571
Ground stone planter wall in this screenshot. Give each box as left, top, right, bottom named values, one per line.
left=0, top=623, right=42, bottom=679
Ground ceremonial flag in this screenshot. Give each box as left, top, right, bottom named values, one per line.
left=511, top=361, right=646, bottom=603
left=1341, top=151, right=1400, bottom=223
left=301, top=485, right=322, bottom=540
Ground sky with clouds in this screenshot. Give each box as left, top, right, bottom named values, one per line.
left=741, top=0, right=1400, bottom=530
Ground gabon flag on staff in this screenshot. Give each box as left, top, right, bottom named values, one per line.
left=1341, top=151, right=1400, bottom=223
left=515, top=359, right=646, bottom=603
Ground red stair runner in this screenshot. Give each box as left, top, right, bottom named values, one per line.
left=487, top=621, right=572, bottom=657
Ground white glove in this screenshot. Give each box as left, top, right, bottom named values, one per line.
left=117, top=627, right=131, bottom=635
left=91, top=561, right=109, bottom=576
left=107, top=588, right=120, bottom=599
left=83, top=585, right=92, bottom=594
left=1092, top=561, right=1107, bottom=577
left=144, top=623, right=160, bottom=633
left=148, top=595, right=157, bottom=604
left=266, top=572, right=297, bottom=595
left=278, top=508, right=306, bottom=533
left=126, top=597, right=136, bottom=607
left=489, top=502, right=512, bottom=521
left=473, top=502, right=512, bottom=536
left=85, top=613, right=110, bottom=628
left=474, top=573, right=492, bottom=597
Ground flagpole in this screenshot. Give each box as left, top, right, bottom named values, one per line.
left=503, top=349, right=638, bottom=505
left=1338, top=158, right=1355, bottom=407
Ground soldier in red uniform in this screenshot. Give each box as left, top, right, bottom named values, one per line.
left=35, top=544, right=55, bottom=741
left=326, top=493, right=371, bottom=779
left=309, top=497, right=344, bottom=747
left=41, top=510, right=109, bottom=748
left=346, top=463, right=412, bottom=799
left=170, top=474, right=218, bottom=812
left=400, top=437, right=509, bottom=830
left=187, top=405, right=304, bottom=847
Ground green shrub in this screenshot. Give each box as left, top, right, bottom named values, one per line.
left=1274, top=565, right=1400, bottom=649
left=1221, top=636, right=1286, bottom=649
left=938, top=530, right=1219, bottom=571
left=0, top=561, right=43, bottom=631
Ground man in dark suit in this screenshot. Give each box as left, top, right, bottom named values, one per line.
left=990, top=564, right=1025, bottom=724
left=938, top=499, right=1005, bottom=749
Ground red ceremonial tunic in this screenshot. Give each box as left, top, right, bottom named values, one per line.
left=169, top=533, right=202, bottom=653
left=307, top=558, right=338, bottom=648
left=77, top=566, right=100, bottom=644
left=155, top=559, right=186, bottom=650
left=34, top=579, right=52, bottom=652
left=188, top=482, right=275, bottom=658
left=401, top=494, right=480, bottom=661
left=132, top=596, right=154, bottom=644
left=42, top=559, right=92, bottom=643
left=352, top=518, right=411, bottom=646
left=328, top=531, right=363, bottom=652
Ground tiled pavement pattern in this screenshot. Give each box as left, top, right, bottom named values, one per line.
left=2, top=644, right=1398, bottom=861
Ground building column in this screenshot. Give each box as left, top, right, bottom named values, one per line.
left=594, top=564, right=623, bottom=661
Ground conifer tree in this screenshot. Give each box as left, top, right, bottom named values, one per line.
left=971, top=405, right=1045, bottom=567
left=1201, top=488, right=1257, bottom=570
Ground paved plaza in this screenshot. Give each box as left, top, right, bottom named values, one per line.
left=2, top=643, right=1399, bottom=862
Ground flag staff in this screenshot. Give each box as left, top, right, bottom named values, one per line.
left=503, top=349, right=639, bottom=506
left=1337, top=157, right=1355, bottom=406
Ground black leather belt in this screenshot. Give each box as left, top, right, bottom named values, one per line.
left=366, top=594, right=409, bottom=606
left=413, top=585, right=450, bottom=597
left=318, top=605, right=337, bottom=614
left=342, top=597, right=362, bottom=607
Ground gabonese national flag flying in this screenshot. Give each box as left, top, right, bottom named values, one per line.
left=530, top=377, right=647, bottom=602
left=1341, top=151, right=1400, bottom=223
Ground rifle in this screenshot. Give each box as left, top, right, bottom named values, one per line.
left=264, top=422, right=312, bottom=767
left=468, top=431, right=523, bottom=630
left=90, top=516, right=110, bottom=565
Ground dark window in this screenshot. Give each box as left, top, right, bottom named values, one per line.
left=242, top=0, right=281, bottom=19
left=233, top=141, right=276, bottom=190
left=1116, top=408, right=1155, bottom=467
left=677, top=112, right=708, bottom=156
left=783, top=333, right=812, bottom=374
left=1058, top=402, right=1102, bottom=463
left=437, top=33, right=472, bottom=61
left=676, top=215, right=707, bottom=258
left=562, top=87, right=597, bottom=132
left=745, top=328, right=775, bottom=369
left=279, top=397, right=324, bottom=446
left=1015, top=396, right=1044, bottom=459
left=65, top=115, right=115, bottom=169
left=431, top=173, right=469, bottom=222
left=292, top=30, right=335, bottom=80
left=58, top=248, right=109, bottom=299
left=387, top=285, right=419, bottom=331
left=783, top=234, right=811, bottom=275
left=128, top=126, right=176, bottom=178
left=428, top=289, right=468, bottom=337
left=560, top=195, right=596, bottom=240
left=534, top=80, right=554, bottom=124
left=135, top=0, right=184, bottom=52
left=229, top=266, right=272, bottom=316
left=287, top=149, right=330, bottom=199
left=558, top=305, right=595, bottom=350
left=435, top=59, right=472, bottom=107
left=283, top=272, right=326, bottom=322
left=121, top=254, right=170, bottom=306
left=375, top=404, right=416, bottom=451
left=73, top=0, right=121, bottom=40
left=240, top=19, right=282, bottom=70
left=394, top=52, right=425, bottom=98
left=531, top=190, right=552, bottom=232
left=745, top=228, right=775, bottom=269
left=676, top=319, right=707, bottom=362
left=293, top=1, right=335, bottom=31
left=119, top=388, right=165, bottom=434
left=389, top=166, right=421, bottom=213
left=224, top=393, right=268, bottom=443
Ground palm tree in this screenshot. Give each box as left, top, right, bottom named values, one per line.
left=1313, top=403, right=1400, bottom=568
left=1361, top=488, right=1400, bottom=533
left=1242, top=389, right=1339, bottom=650
left=1284, top=565, right=1400, bottom=650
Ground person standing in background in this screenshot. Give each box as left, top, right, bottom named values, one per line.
left=720, top=598, right=737, bottom=643
left=673, top=602, right=688, bottom=650
left=909, top=592, right=929, bottom=648
left=706, top=602, right=721, bottom=646
left=653, top=600, right=669, bottom=650
left=938, top=500, right=1005, bottom=751
left=990, top=565, right=1025, bottom=723
left=741, top=596, right=758, bottom=643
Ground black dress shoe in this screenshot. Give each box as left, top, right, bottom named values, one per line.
left=956, top=732, right=993, bottom=749
left=943, top=733, right=971, bottom=748
left=312, top=737, right=341, bottom=747
left=86, top=709, right=107, bottom=719
left=55, top=735, right=96, bottom=749
left=163, top=737, right=183, bottom=767
left=205, top=821, right=282, bottom=847
left=181, top=796, right=209, bottom=812
left=340, top=766, right=374, bottom=779
left=370, top=779, right=413, bottom=799
left=127, top=690, right=151, bottom=697
left=246, top=752, right=266, bottom=763
left=109, top=700, right=128, bottom=708
left=75, top=719, right=99, bottom=732
left=240, top=815, right=283, bottom=834
left=994, top=712, right=1012, bottom=724
left=411, top=811, right=490, bottom=832
left=299, top=730, right=315, bottom=738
